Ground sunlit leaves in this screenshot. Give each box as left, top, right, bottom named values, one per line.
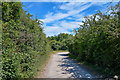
left=2, top=2, right=51, bottom=79
left=68, top=2, right=120, bottom=77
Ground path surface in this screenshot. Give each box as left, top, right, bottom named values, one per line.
left=43, top=52, right=95, bottom=78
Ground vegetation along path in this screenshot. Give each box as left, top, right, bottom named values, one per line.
left=41, top=52, right=96, bottom=78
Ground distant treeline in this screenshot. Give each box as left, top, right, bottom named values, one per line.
left=48, top=33, right=73, bottom=50
left=68, top=3, right=120, bottom=77
left=2, top=2, right=51, bottom=79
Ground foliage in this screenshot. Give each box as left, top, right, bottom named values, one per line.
left=0, top=2, right=2, bottom=79
left=68, top=3, right=120, bottom=77
left=2, top=2, right=51, bottom=79
left=48, top=33, right=73, bottom=50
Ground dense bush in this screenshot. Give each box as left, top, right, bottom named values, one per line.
left=1, top=2, right=51, bottom=79
left=0, top=2, right=2, bottom=80
left=68, top=3, right=120, bottom=77
left=48, top=33, right=73, bottom=50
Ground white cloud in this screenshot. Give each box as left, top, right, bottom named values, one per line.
left=41, top=12, right=70, bottom=23
left=44, top=26, right=71, bottom=37
left=59, top=21, right=83, bottom=30
left=41, top=1, right=118, bottom=36
left=45, top=12, right=53, bottom=18
left=43, top=20, right=84, bottom=36
left=67, top=17, right=72, bottom=19
left=41, top=2, right=93, bottom=23
left=59, top=2, right=87, bottom=10
left=53, top=6, right=56, bottom=9
left=41, top=2, right=94, bottom=36
left=44, top=26, right=64, bottom=33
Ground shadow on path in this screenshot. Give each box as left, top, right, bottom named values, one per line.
left=57, top=53, right=94, bottom=78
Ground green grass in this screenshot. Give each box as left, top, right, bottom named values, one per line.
left=35, top=53, right=51, bottom=77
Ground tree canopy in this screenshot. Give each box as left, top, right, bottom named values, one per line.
left=48, top=33, right=73, bottom=50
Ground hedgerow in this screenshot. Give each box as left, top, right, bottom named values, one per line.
left=68, top=2, right=120, bottom=77
left=1, top=2, right=51, bottom=79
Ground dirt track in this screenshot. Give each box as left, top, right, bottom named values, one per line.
left=41, top=52, right=96, bottom=78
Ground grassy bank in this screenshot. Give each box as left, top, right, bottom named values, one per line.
left=36, top=52, right=51, bottom=78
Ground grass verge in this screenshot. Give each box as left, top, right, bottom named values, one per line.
left=35, top=52, right=52, bottom=78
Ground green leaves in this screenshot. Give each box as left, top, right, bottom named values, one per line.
left=2, top=2, right=52, bottom=79
left=68, top=2, right=120, bottom=77
left=48, top=33, right=73, bottom=50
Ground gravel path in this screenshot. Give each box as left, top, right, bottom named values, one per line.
left=43, top=52, right=95, bottom=78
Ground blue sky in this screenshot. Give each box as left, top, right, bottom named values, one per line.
left=22, top=2, right=118, bottom=37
